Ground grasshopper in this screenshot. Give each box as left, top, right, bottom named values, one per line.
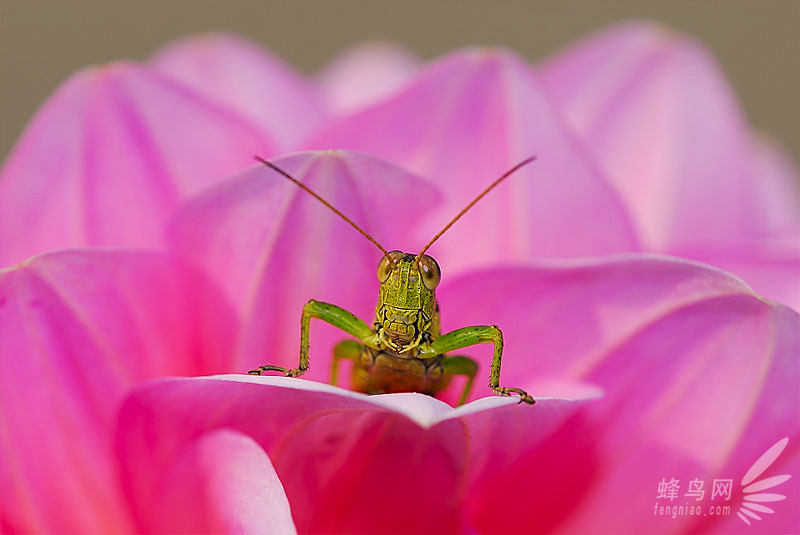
left=249, top=155, right=536, bottom=406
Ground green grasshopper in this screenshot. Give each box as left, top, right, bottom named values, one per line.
left=249, top=155, right=536, bottom=406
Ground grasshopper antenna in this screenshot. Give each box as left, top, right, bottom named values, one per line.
left=254, top=156, right=392, bottom=259
left=415, top=156, right=537, bottom=263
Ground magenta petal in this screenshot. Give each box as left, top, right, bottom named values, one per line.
left=169, top=150, right=442, bottom=376
left=128, top=429, right=296, bottom=534
left=117, top=375, right=589, bottom=534
left=0, top=250, right=235, bottom=533
left=151, top=33, right=327, bottom=149
left=539, top=22, right=774, bottom=250
left=304, top=48, right=638, bottom=271
left=440, top=256, right=798, bottom=532
left=463, top=404, right=602, bottom=533
left=317, top=41, right=420, bottom=115
left=0, top=63, right=275, bottom=267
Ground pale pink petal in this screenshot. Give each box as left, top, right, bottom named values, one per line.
left=304, top=48, right=638, bottom=272
left=0, top=250, right=236, bottom=533
left=539, top=21, right=774, bottom=251
left=116, top=375, right=589, bottom=534
left=669, top=138, right=800, bottom=308
left=749, top=137, right=800, bottom=236
left=317, top=41, right=420, bottom=115
left=168, top=150, right=442, bottom=376
left=0, top=62, right=275, bottom=267
left=151, top=33, right=327, bottom=150
left=126, top=429, right=296, bottom=534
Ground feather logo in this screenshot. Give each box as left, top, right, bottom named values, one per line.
left=736, top=437, right=791, bottom=526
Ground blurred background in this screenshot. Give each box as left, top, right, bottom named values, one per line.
left=1, top=0, right=798, bottom=163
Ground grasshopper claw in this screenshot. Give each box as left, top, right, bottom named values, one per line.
left=248, top=365, right=306, bottom=377
left=493, top=386, right=535, bottom=405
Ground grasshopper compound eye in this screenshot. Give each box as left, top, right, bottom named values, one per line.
left=377, top=250, right=404, bottom=282
left=418, top=255, right=441, bottom=290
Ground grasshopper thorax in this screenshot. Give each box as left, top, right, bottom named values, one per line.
left=374, top=251, right=440, bottom=352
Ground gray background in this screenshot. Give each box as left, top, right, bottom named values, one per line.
left=1, top=0, right=798, bottom=164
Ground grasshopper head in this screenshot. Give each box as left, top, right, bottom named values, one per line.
left=375, top=251, right=440, bottom=348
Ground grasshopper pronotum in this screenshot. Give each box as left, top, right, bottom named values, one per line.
left=249, top=155, right=536, bottom=405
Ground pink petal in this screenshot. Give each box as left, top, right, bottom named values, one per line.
left=168, top=150, right=442, bottom=376
left=116, top=375, right=589, bottom=534
left=151, top=33, right=327, bottom=150
left=540, top=23, right=800, bottom=311
left=126, top=429, right=296, bottom=534
left=439, top=255, right=753, bottom=389
left=560, top=298, right=798, bottom=533
left=437, top=256, right=799, bottom=532
left=304, top=48, right=638, bottom=272
left=0, top=250, right=236, bottom=533
left=539, top=21, right=773, bottom=251
left=317, top=41, right=420, bottom=115
left=681, top=246, right=800, bottom=311
left=0, top=62, right=275, bottom=267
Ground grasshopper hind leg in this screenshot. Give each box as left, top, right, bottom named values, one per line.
left=442, top=355, right=479, bottom=406
left=330, top=339, right=363, bottom=386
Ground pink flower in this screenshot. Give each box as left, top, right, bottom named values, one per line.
left=1, top=22, right=798, bottom=534
left=162, top=150, right=800, bottom=533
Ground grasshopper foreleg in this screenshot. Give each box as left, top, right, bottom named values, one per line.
left=249, top=300, right=374, bottom=378
left=431, top=325, right=535, bottom=404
